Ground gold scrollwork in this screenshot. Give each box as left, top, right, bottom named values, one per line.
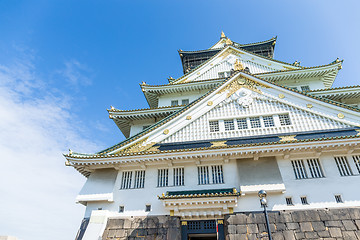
left=217, top=76, right=265, bottom=98
left=337, top=113, right=345, bottom=119
left=279, top=135, right=297, bottom=142
left=115, top=138, right=159, bottom=154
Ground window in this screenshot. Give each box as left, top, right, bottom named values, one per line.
left=134, top=170, right=145, bottom=188
left=182, top=99, right=189, bottom=105
left=171, top=100, right=178, bottom=106
left=334, top=156, right=353, bottom=176
left=250, top=117, right=261, bottom=128
left=198, top=166, right=210, bottom=185
left=263, top=116, right=275, bottom=127
left=145, top=205, right=151, bottom=212
left=300, top=85, right=310, bottom=91
left=142, top=125, right=150, bottom=130
left=224, top=120, right=235, bottom=131
left=236, top=118, right=248, bottom=129
left=218, top=71, right=231, bottom=78
left=120, top=171, right=133, bottom=189
left=285, top=197, right=293, bottom=206
left=209, top=121, right=219, bottom=132
left=98, top=208, right=103, bottom=210
left=306, top=159, right=324, bottom=178
left=119, top=206, right=124, bottom=213
left=173, top=168, right=184, bottom=186
left=291, top=160, right=308, bottom=179
left=157, top=169, right=169, bottom=187
left=211, top=165, right=224, bottom=184
left=300, top=196, right=309, bottom=205
left=198, top=165, right=224, bottom=185
left=335, top=195, right=343, bottom=203
left=279, top=114, right=291, bottom=126
left=352, top=155, right=360, bottom=174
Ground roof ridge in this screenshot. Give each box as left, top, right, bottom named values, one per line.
left=108, top=105, right=184, bottom=113
left=308, top=85, right=360, bottom=92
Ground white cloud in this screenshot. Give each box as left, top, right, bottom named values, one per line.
left=0, top=51, right=99, bottom=240
left=59, top=59, right=92, bottom=87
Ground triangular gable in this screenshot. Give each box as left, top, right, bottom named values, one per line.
left=172, top=46, right=300, bottom=85
left=102, top=71, right=360, bottom=155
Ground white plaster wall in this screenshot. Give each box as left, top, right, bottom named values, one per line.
left=129, top=119, right=158, bottom=137
left=276, top=77, right=326, bottom=91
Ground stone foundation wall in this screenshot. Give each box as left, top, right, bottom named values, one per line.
left=225, top=208, right=360, bottom=240
left=102, top=216, right=181, bottom=240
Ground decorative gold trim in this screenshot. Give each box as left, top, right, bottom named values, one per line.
left=337, top=113, right=345, bottom=119
left=225, top=38, right=232, bottom=45
left=163, top=129, right=169, bottom=134
left=234, top=59, right=244, bottom=71
left=182, top=221, right=187, bottom=226
left=218, top=220, right=224, bottom=224
left=207, top=101, right=213, bottom=106
left=228, top=208, right=234, bottom=214
left=197, top=72, right=200, bottom=75
left=278, top=94, right=285, bottom=99
left=268, top=63, right=271, bottom=66
left=170, top=210, right=174, bottom=216
left=356, top=129, right=360, bottom=136
left=210, top=141, right=227, bottom=147
left=217, top=76, right=265, bottom=98
left=65, top=160, right=71, bottom=166
left=306, top=104, right=313, bottom=108
left=279, top=135, right=297, bottom=142
left=186, top=116, right=192, bottom=120
left=114, top=138, right=159, bottom=154
left=221, top=31, right=226, bottom=38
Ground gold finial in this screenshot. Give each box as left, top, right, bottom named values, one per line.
left=335, top=57, right=340, bottom=63
left=234, top=59, right=244, bottom=71
left=168, top=76, right=174, bottom=80
left=221, top=31, right=226, bottom=38
left=225, top=38, right=232, bottom=45
left=141, top=81, right=146, bottom=85
left=69, top=149, right=73, bottom=155
left=162, top=193, right=165, bottom=197
left=110, top=106, right=115, bottom=110
left=65, top=160, right=70, bottom=166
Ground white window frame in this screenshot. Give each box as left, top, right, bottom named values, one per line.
left=334, top=156, right=353, bottom=176
left=198, top=165, right=224, bottom=185
left=157, top=169, right=169, bottom=187
left=173, top=167, right=185, bottom=186
left=291, top=158, right=324, bottom=179
left=120, top=170, right=145, bottom=189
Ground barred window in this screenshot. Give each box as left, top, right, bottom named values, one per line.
left=134, top=170, right=145, bottom=188
left=300, top=85, right=310, bottom=91
left=335, top=195, right=343, bottom=203
left=224, top=120, right=235, bottom=131
left=211, top=165, right=224, bottom=184
left=334, top=156, right=353, bottom=176
left=218, top=72, right=225, bottom=78
left=119, top=206, right=124, bottom=213
left=209, top=121, right=219, bottom=132
left=352, top=155, right=360, bottom=174
left=158, top=169, right=169, bottom=187
left=263, top=116, right=275, bottom=127
left=198, top=166, right=210, bottom=185
left=300, top=196, right=309, bottom=205
left=279, top=114, right=291, bottom=126
left=171, top=100, right=178, bottom=106
left=181, top=99, right=189, bottom=105
left=306, top=158, right=324, bottom=178
left=120, top=171, right=133, bottom=189
left=285, top=197, right=293, bottom=206
left=250, top=117, right=261, bottom=128
left=236, top=118, right=248, bottom=129
left=291, top=160, right=308, bottom=179
left=173, top=168, right=184, bottom=186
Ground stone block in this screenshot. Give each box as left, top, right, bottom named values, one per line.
left=294, top=231, right=305, bottom=239
left=272, top=232, right=284, bottom=240
left=246, top=213, right=257, bottom=224
left=311, top=221, right=326, bottom=231
left=115, top=229, right=126, bottom=238
left=349, top=208, right=360, bottom=219
left=318, top=230, right=331, bottom=238
left=227, top=225, right=236, bottom=234
left=123, top=219, right=132, bottom=229
left=318, top=209, right=333, bottom=221
left=247, top=223, right=258, bottom=233
left=229, top=234, right=247, bottom=240
left=325, top=220, right=343, bottom=227
left=286, top=222, right=299, bottom=230
left=330, top=208, right=351, bottom=220
left=304, top=231, right=319, bottom=239
left=276, top=223, right=287, bottom=231
left=355, top=220, right=360, bottom=230
left=236, top=224, right=247, bottom=234
left=228, top=213, right=247, bottom=225
left=107, top=219, right=125, bottom=229
left=246, top=234, right=257, bottom=240
left=299, top=222, right=313, bottom=232
left=342, top=220, right=357, bottom=230
left=342, top=231, right=357, bottom=240
left=283, top=230, right=296, bottom=240
left=166, top=227, right=180, bottom=240
left=329, top=227, right=342, bottom=238
left=258, top=223, right=266, bottom=233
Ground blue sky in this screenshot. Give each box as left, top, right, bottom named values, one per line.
left=0, top=1, right=359, bottom=240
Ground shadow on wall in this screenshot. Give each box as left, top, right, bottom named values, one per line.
left=75, top=218, right=90, bottom=240
left=102, top=216, right=181, bottom=240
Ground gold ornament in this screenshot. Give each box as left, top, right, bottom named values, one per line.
left=217, top=76, right=265, bottom=98
left=225, top=38, right=232, bottom=45
left=210, top=141, right=227, bottom=147
left=279, top=135, right=297, bottom=142
left=207, top=101, right=213, bottom=106
left=221, top=31, right=226, bottom=38
left=306, top=104, right=313, bottom=108
left=186, top=116, right=192, bottom=120
left=163, top=129, right=169, bottom=134
left=337, top=113, right=345, bottom=119
left=278, top=94, right=285, bottom=99
left=234, top=59, right=244, bottom=71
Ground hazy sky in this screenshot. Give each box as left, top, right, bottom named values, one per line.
left=0, top=1, right=359, bottom=240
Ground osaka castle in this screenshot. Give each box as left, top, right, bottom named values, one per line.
left=66, top=32, right=360, bottom=240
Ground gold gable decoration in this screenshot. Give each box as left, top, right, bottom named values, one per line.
left=115, top=138, right=159, bottom=154
left=234, top=59, right=244, bottom=71
left=217, top=76, right=266, bottom=98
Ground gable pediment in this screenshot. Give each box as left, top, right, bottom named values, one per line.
left=103, top=72, right=360, bottom=155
